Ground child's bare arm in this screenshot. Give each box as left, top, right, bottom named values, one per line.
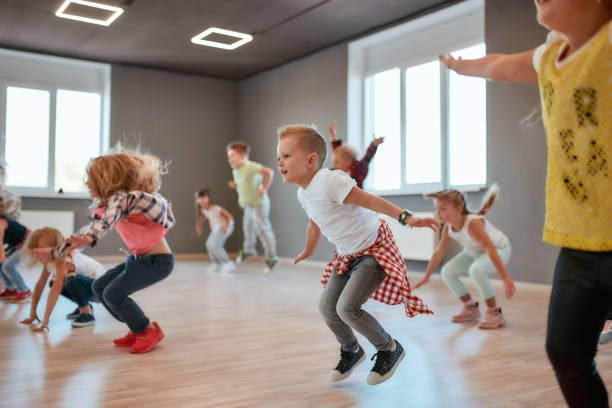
left=343, top=187, right=440, bottom=231
left=328, top=121, right=337, bottom=142
left=414, top=226, right=450, bottom=289
left=294, top=219, right=321, bottom=264
left=220, top=208, right=233, bottom=233
left=468, top=219, right=516, bottom=298
left=33, top=262, right=70, bottom=332
left=258, top=166, right=274, bottom=195
left=439, top=49, right=538, bottom=83
left=20, top=265, right=50, bottom=325
left=195, top=214, right=206, bottom=236
left=0, top=219, right=7, bottom=263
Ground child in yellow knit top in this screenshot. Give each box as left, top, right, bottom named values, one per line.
left=438, top=1, right=611, bottom=406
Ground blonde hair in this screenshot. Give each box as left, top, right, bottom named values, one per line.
left=277, top=124, right=327, bottom=168
left=425, top=183, right=500, bottom=216
left=85, top=146, right=166, bottom=200
left=226, top=141, right=250, bottom=156
left=333, top=145, right=357, bottom=163
left=22, top=227, right=68, bottom=266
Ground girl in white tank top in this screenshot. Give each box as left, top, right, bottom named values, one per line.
left=195, top=189, right=235, bottom=274
left=414, top=184, right=515, bottom=329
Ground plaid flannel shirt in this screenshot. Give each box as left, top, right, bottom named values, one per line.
left=322, top=219, right=433, bottom=317
left=331, top=140, right=378, bottom=188
left=52, top=191, right=175, bottom=258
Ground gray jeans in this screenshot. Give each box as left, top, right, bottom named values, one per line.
left=318, top=255, right=393, bottom=352
left=242, top=203, right=276, bottom=258
left=206, top=220, right=234, bottom=265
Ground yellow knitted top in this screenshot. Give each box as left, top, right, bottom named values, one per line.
left=535, top=21, right=612, bottom=251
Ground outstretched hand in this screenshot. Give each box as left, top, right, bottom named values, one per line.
left=408, top=217, right=440, bottom=232
left=294, top=251, right=312, bottom=264
left=413, top=276, right=429, bottom=289
left=20, top=315, right=40, bottom=325
left=32, top=322, right=49, bottom=332
left=439, top=53, right=462, bottom=71
left=372, top=136, right=385, bottom=147
left=328, top=121, right=337, bottom=141
left=65, top=235, right=93, bottom=250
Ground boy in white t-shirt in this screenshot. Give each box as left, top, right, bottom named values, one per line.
left=277, top=124, right=439, bottom=385
left=19, top=228, right=105, bottom=330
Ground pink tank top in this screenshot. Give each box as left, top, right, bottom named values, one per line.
left=114, top=213, right=168, bottom=255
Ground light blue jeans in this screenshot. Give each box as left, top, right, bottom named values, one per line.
left=242, top=203, right=277, bottom=258
left=440, top=244, right=512, bottom=300
left=0, top=247, right=27, bottom=292
left=206, top=220, right=234, bottom=265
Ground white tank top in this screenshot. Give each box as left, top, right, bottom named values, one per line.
left=447, top=214, right=509, bottom=259
left=201, top=205, right=228, bottom=233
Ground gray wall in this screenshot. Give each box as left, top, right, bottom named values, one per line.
left=22, top=64, right=241, bottom=257
left=236, top=0, right=560, bottom=284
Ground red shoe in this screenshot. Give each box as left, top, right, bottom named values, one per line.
left=0, top=289, right=18, bottom=300
left=130, top=322, right=164, bottom=354
left=11, top=290, right=31, bottom=302
left=114, top=332, right=137, bottom=347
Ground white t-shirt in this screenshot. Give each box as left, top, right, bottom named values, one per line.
left=48, top=251, right=105, bottom=280
left=297, top=169, right=380, bottom=255
left=201, top=205, right=227, bottom=233
left=447, top=214, right=509, bottom=259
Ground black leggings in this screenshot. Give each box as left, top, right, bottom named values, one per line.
left=545, top=248, right=612, bottom=408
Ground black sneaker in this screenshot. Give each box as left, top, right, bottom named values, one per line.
left=236, top=250, right=255, bottom=264
left=366, top=340, right=405, bottom=385
left=71, top=313, right=95, bottom=327
left=328, top=346, right=365, bottom=382
left=66, top=307, right=80, bottom=320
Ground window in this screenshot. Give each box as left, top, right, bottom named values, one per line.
left=0, top=48, right=110, bottom=197
left=348, top=0, right=485, bottom=195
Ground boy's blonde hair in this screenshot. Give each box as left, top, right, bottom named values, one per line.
left=277, top=125, right=327, bottom=168
left=333, top=145, right=357, bottom=163
left=226, top=141, right=250, bottom=156
left=425, top=183, right=500, bottom=216
left=85, top=146, right=166, bottom=200
left=22, top=227, right=68, bottom=266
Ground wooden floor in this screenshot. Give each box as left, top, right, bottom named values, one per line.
left=1, top=258, right=610, bottom=408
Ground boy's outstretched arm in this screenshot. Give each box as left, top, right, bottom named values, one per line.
left=439, top=49, right=538, bottom=83
left=294, top=219, right=321, bottom=264
left=343, top=187, right=440, bottom=231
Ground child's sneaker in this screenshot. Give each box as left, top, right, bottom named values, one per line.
left=367, top=340, right=405, bottom=385
left=220, top=261, right=236, bottom=274
left=236, top=250, right=255, bottom=264
left=206, top=264, right=220, bottom=273
left=66, top=307, right=81, bottom=320
left=114, top=332, right=138, bottom=347
left=130, top=322, right=164, bottom=354
left=10, top=290, right=31, bottom=302
left=599, top=320, right=612, bottom=345
left=263, top=257, right=279, bottom=274
left=71, top=313, right=95, bottom=327
left=478, top=307, right=506, bottom=329
left=452, top=302, right=481, bottom=323
left=0, top=288, right=18, bottom=300
left=328, top=346, right=365, bottom=382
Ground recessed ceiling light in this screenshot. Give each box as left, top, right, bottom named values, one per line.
left=191, top=27, right=253, bottom=50
left=55, top=0, right=124, bottom=26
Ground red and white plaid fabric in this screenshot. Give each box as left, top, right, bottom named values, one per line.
left=322, top=219, right=433, bottom=317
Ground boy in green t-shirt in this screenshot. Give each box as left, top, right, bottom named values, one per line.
left=227, top=141, right=278, bottom=274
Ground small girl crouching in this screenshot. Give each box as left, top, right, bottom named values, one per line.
left=195, top=189, right=235, bottom=274
left=20, top=227, right=105, bottom=331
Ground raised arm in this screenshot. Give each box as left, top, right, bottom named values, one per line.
left=329, top=121, right=343, bottom=149
left=414, top=226, right=450, bottom=289
left=294, top=219, right=321, bottom=264
left=343, top=187, right=440, bottom=231
left=439, top=48, right=538, bottom=83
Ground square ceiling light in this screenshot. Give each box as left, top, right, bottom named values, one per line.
left=56, top=0, right=124, bottom=26
left=191, top=27, right=253, bottom=50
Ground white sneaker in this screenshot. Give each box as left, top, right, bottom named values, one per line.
left=206, top=264, right=220, bottom=273
left=220, top=262, right=236, bottom=274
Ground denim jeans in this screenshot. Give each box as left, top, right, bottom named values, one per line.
left=545, top=248, right=612, bottom=408
left=206, top=220, right=234, bottom=265
left=318, top=255, right=393, bottom=352
left=92, top=254, right=174, bottom=334
left=51, top=274, right=98, bottom=308
left=0, top=247, right=27, bottom=291
left=242, top=203, right=277, bottom=258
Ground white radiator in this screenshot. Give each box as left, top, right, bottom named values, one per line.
left=20, top=210, right=75, bottom=237
left=381, top=212, right=438, bottom=261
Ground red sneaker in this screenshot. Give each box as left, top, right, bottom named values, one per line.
left=0, top=289, right=18, bottom=300
left=130, top=322, right=164, bottom=354
left=11, top=290, right=31, bottom=302
left=114, top=332, right=137, bottom=347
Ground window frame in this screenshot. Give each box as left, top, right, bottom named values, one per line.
left=0, top=48, right=110, bottom=199
left=348, top=0, right=486, bottom=196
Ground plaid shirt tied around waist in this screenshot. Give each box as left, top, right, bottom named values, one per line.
left=323, top=219, right=433, bottom=317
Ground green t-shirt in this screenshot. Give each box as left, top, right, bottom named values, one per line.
left=232, top=160, right=269, bottom=207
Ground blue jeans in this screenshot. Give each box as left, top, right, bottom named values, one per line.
left=51, top=274, right=98, bottom=308
left=206, top=220, right=234, bottom=265
left=92, top=254, right=174, bottom=334
left=546, top=248, right=612, bottom=408
left=318, top=255, right=393, bottom=352
left=0, top=247, right=28, bottom=292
